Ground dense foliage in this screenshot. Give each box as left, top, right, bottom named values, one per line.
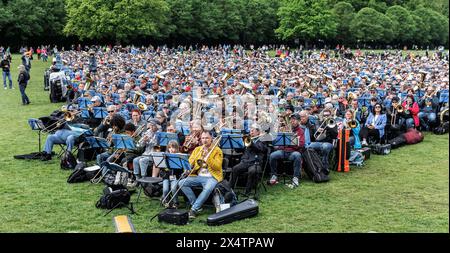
left=0, top=0, right=448, bottom=47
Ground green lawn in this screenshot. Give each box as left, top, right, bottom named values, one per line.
left=0, top=55, right=448, bottom=233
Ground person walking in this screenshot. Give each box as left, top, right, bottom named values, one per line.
left=17, top=65, right=30, bottom=105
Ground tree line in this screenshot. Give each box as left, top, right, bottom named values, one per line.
left=0, top=0, right=448, bottom=49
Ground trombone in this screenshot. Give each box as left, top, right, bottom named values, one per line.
left=314, top=117, right=336, bottom=140
left=196, top=135, right=222, bottom=170
left=41, top=107, right=82, bottom=133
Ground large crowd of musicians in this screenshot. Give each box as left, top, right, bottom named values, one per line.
left=37, top=45, right=449, bottom=219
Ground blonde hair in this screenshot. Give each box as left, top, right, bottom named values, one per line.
left=18, top=65, right=26, bottom=73
left=167, top=140, right=179, bottom=153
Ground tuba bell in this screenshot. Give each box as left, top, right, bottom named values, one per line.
left=136, top=102, right=148, bottom=111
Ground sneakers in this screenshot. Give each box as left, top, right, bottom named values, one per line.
left=286, top=177, right=300, bottom=189
left=269, top=175, right=278, bottom=185
left=3, top=87, right=6, bottom=90
left=361, top=140, right=368, bottom=146
left=188, top=208, right=202, bottom=219
left=292, top=177, right=299, bottom=187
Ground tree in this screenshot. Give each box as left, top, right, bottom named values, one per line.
left=350, top=7, right=394, bottom=45
left=240, top=0, right=279, bottom=44
left=2, top=0, right=46, bottom=42
left=276, top=0, right=337, bottom=44
left=413, top=7, right=449, bottom=46
left=333, top=1, right=355, bottom=44
left=367, top=0, right=387, bottom=13
left=385, top=5, right=415, bottom=45
left=64, top=0, right=170, bottom=42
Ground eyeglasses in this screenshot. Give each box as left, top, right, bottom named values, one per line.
left=375, top=106, right=381, bottom=108
left=108, top=111, right=114, bottom=113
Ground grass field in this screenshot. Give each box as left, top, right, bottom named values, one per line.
left=0, top=54, right=448, bottom=233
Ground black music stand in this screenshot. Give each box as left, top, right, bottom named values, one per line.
left=272, top=132, right=297, bottom=147
left=28, top=118, right=45, bottom=153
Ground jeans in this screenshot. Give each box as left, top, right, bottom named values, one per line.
left=96, top=152, right=111, bottom=166
left=307, top=142, right=333, bottom=171
left=418, top=112, right=436, bottom=130
left=3, top=71, right=12, bottom=88
left=178, top=176, right=218, bottom=212
left=269, top=150, right=302, bottom=178
left=19, top=85, right=30, bottom=104
left=43, top=129, right=77, bottom=154
left=405, top=118, right=415, bottom=129
left=132, top=156, right=152, bottom=177
left=162, top=178, right=179, bottom=204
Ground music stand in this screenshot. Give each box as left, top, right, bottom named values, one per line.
left=93, top=107, right=108, bottom=119
left=81, top=109, right=90, bottom=118
left=176, top=121, right=190, bottom=135
left=220, top=134, right=244, bottom=150
left=28, top=118, right=46, bottom=154
left=85, top=136, right=110, bottom=148
left=272, top=132, right=297, bottom=147
left=156, top=132, right=179, bottom=147
left=112, top=134, right=136, bottom=150
left=166, top=153, right=190, bottom=171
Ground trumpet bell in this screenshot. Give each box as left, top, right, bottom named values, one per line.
left=64, top=112, right=76, bottom=121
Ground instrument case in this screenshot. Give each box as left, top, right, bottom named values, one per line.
left=207, top=199, right=259, bottom=226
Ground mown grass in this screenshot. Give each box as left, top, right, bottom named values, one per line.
left=0, top=54, right=448, bottom=233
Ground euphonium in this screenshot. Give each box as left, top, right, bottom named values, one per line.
left=136, top=102, right=147, bottom=111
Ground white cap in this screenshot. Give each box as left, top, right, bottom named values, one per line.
left=91, top=96, right=101, bottom=102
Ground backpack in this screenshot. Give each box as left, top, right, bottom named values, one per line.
left=213, top=180, right=238, bottom=207
left=60, top=151, right=77, bottom=170
left=349, top=151, right=364, bottom=167
left=95, top=187, right=131, bottom=210
left=143, top=183, right=163, bottom=198
left=433, top=122, right=449, bottom=135
left=303, top=148, right=329, bottom=183
left=67, top=162, right=87, bottom=183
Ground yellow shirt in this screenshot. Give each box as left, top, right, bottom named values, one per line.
left=188, top=145, right=223, bottom=182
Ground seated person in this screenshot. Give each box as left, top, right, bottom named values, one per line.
left=127, top=109, right=146, bottom=129
left=401, top=95, right=420, bottom=130
left=303, top=109, right=337, bottom=172
left=159, top=140, right=183, bottom=208
left=418, top=87, right=439, bottom=131
left=229, top=124, right=268, bottom=195
left=132, top=119, right=159, bottom=180
left=93, top=105, right=117, bottom=138
left=96, top=114, right=126, bottom=165
left=359, top=103, right=387, bottom=146
left=178, top=131, right=223, bottom=219
left=385, top=96, right=404, bottom=139
left=340, top=109, right=362, bottom=149
left=41, top=122, right=86, bottom=161
left=269, top=113, right=305, bottom=188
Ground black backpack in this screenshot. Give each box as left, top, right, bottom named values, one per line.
left=67, top=162, right=87, bottom=183
left=433, top=122, right=449, bottom=135
left=60, top=151, right=77, bottom=170
left=214, top=180, right=238, bottom=206
left=303, top=148, right=329, bottom=183
left=96, top=187, right=131, bottom=210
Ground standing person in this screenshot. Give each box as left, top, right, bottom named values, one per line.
left=21, top=52, right=31, bottom=73
left=36, top=47, right=41, bottom=60
left=17, top=65, right=30, bottom=105
left=1, top=55, right=13, bottom=89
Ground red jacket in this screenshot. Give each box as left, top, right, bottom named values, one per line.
left=276, top=125, right=305, bottom=153
left=402, top=101, right=420, bottom=126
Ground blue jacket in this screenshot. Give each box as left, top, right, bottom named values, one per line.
left=365, top=113, right=387, bottom=138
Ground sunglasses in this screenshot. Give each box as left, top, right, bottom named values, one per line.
left=375, top=106, right=381, bottom=108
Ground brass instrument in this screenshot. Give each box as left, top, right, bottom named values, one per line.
left=133, top=91, right=144, bottom=104
left=391, top=104, right=404, bottom=126
left=439, top=107, right=449, bottom=123
left=243, top=134, right=265, bottom=147
left=314, top=117, right=336, bottom=140
left=196, top=135, right=222, bottom=169
left=136, top=102, right=147, bottom=111
left=347, top=111, right=358, bottom=129
left=41, top=107, right=81, bottom=133
left=181, top=130, right=201, bottom=153
left=347, top=92, right=356, bottom=104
